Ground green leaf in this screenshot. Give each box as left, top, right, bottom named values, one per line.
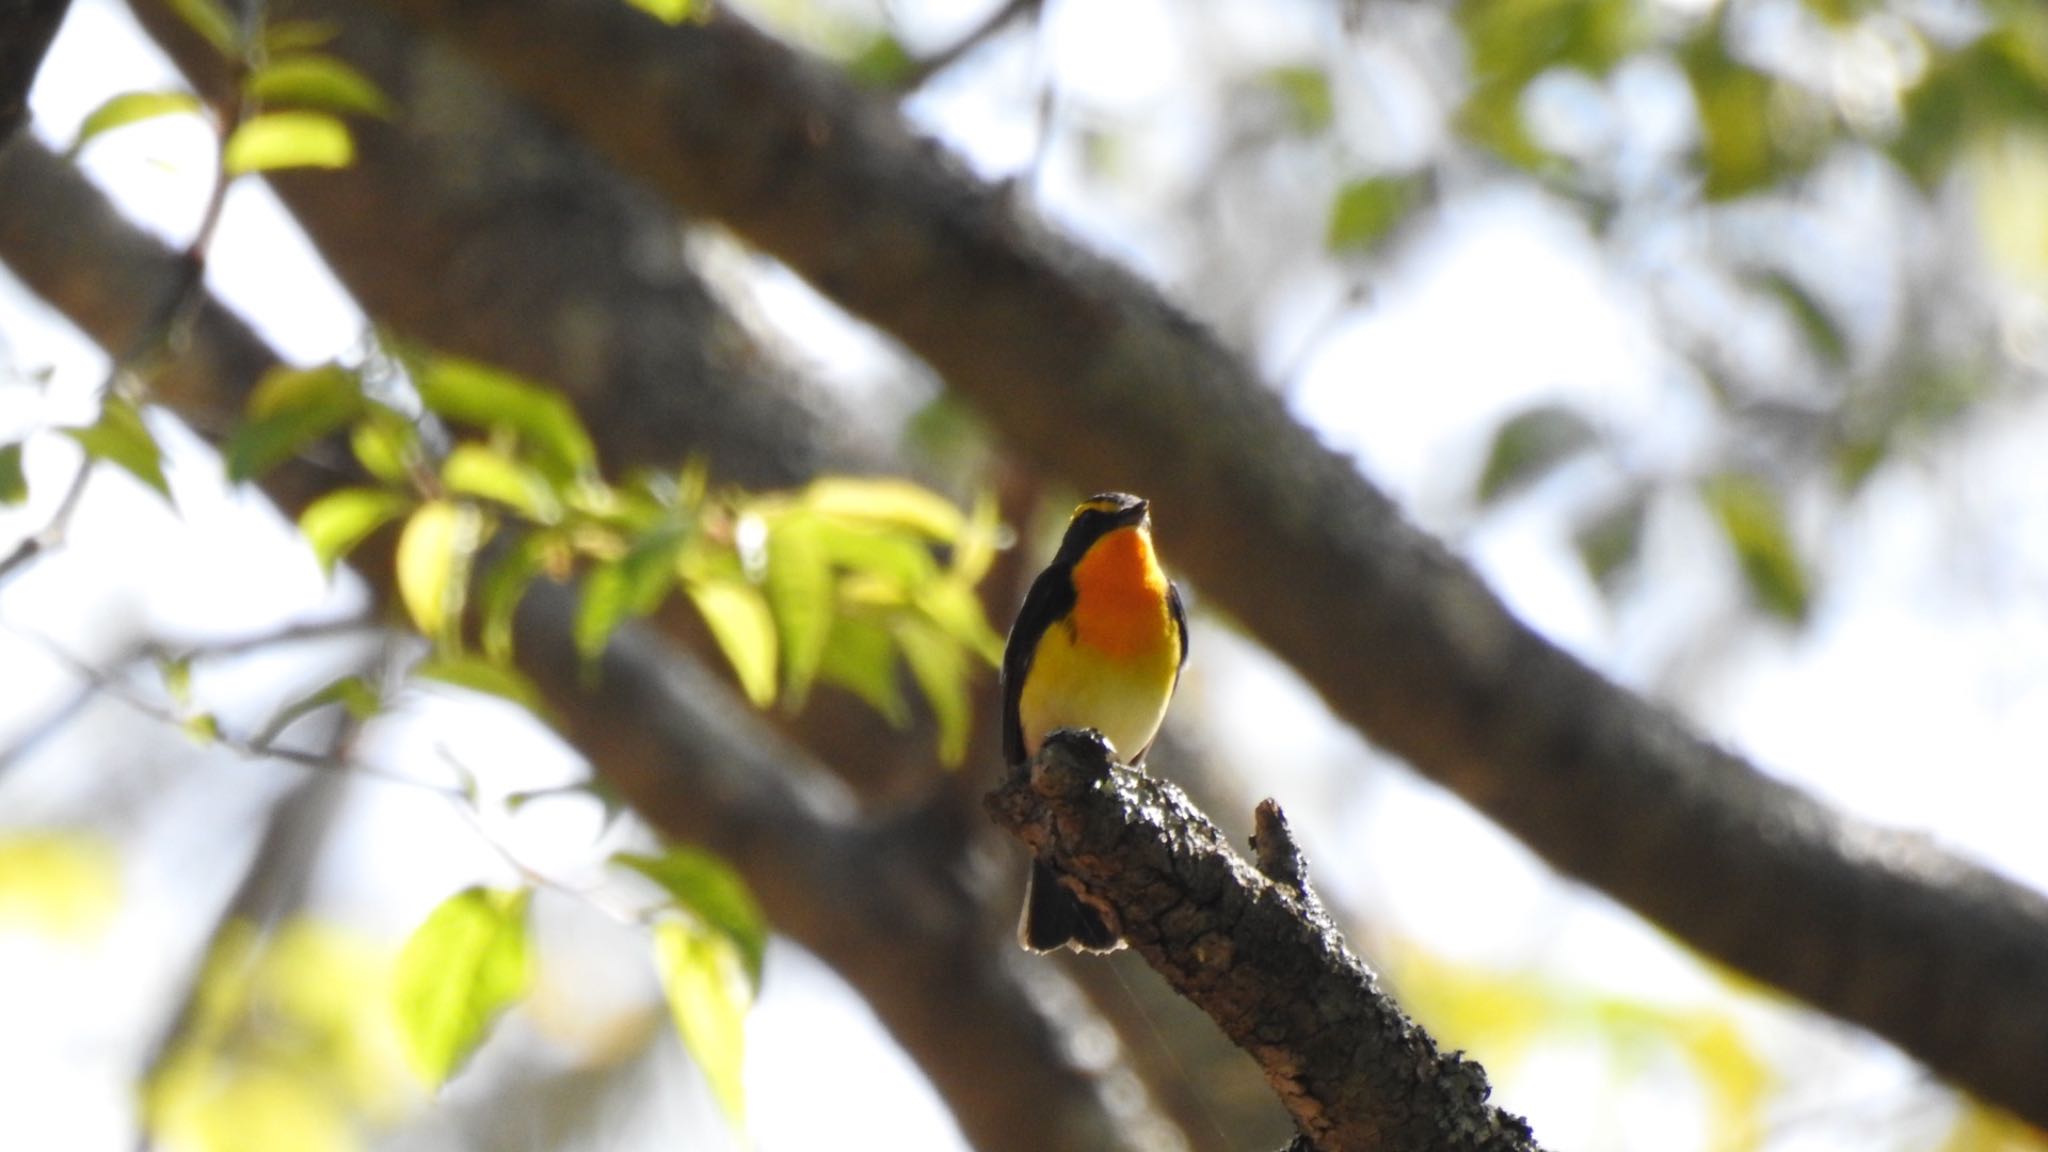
left=627, top=0, right=713, bottom=25
left=254, top=673, right=382, bottom=746
left=687, top=578, right=778, bottom=708
left=164, top=0, right=239, bottom=54
left=223, top=111, right=354, bottom=175
left=915, top=578, right=1004, bottom=666
left=1702, top=473, right=1809, bottom=623
left=416, top=358, right=596, bottom=482
left=950, top=488, right=1002, bottom=584
left=298, top=488, right=412, bottom=577
left=1758, top=272, right=1847, bottom=366
left=66, top=395, right=169, bottom=499
left=71, top=90, right=204, bottom=154
left=1477, top=403, right=1599, bottom=504
left=653, top=918, right=749, bottom=1132
left=817, top=616, right=909, bottom=727
left=227, top=365, right=365, bottom=483
left=804, top=477, right=964, bottom=540
left=1266, top=65, right=1335, bottom=134
left=1574, top=492, right=1646, bottom=591
left=262, top=19, right=340, bottom=53
left=441, top=444, right=561, bottom=523
left=763, top=513, right=833, bottom=706
left=182, top=713, right=221, bottom=745
left=414, top=655, right=547, bottom=715
left=396, top=499, right=484, bottom=641
left=478, top=532, right=552, bottom=661
left=892, top=617, right=971, bottom=765
left=616, top=848, right=768, bottom=989
left=846, top=33, right=916, bottom=89
left=1327, top=175, right=1417, bottom=255
left=574, top=561, right=632, bottom=665
left=393, top=887, right=532, bottom=1088
left=0, top=443, right=25, bottom=505
left=350, top=409, right=421, bottom=486
left=247, top=55, right=393, bottom=119
left=157, top=653, right=194, bottom=706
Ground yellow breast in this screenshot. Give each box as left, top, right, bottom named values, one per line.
left=1017, top=526, right=1180, bottom=764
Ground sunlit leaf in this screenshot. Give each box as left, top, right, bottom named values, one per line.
left=223, top=111, right=355, bottom=175
left=247, top=54, right=393, bottom=118
left=0, top=832, right=118, bottom=937
left=393, top=887, right=532, bottom=1088
left=262, top=19, right=339, bottom=53
left=687, top=578, right=778, bottom=707
left=479, top=532, right=553, bottom=661
left=1477, top=403, right=1599, bottom=504
left=627, top=0, right=713, bottom=25
left=182, top=713, right=221, bottom=745
left=416, top=357, right=596, bottom=482
left=1326, top=175, right=1416, bottom=255
left=916, top=578, right=1004, bottom=666
left=165, top=0, right=239, bottom=54
left=575, top=562, right=631, bottom=665
left=414, top=654, right=547, bottom=715
left=65, top=395, right=168, bottom=499
left=351, top=410, right=419, bottom=486
left=950, top=488, right=1003, bottom=584
left=763, top=513, right=833, bottom=706
left=804, top=477, right=963, bottom=540
left=226, top=364, right=365, bottom=482
left=157, top=653, right=193, bottom=706
left=1701, top=473, right=1809, bottom=623
left=616, top=848, right=768, bottom=989
left=846, top=33, right=915, bottom=88
left=396, top=499, right=485, bottom=641
left=71, top=90, right=204, bottom=154
left=652, top=918, right=749, bottom=1132
left=299, top=487, right=412, bottom=577
left=441, top=444, right=561, bottom=524
left=0, top=443, right=26, bottom=505
left=817, top=615, right=909, bottom=727
left=893, top=617, right=971, bottom=764
left=814, top=518, right=939, bottom=590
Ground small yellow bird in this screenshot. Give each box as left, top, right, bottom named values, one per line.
left=1002, top=492, right=1187, bottom=952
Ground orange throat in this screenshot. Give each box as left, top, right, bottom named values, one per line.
left=1068, top=526, right=1172, bottom=658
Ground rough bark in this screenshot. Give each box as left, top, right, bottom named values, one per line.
left=356, top=0, right=2048, bottom=1125
left=989, top=731, right=1545, bottom=1152
left=0, top=137, right=1150, bottom=1152
left=0, top=0, right=70, bottom=145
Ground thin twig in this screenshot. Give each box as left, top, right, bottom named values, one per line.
left=893, top=0, right=1041, bottom=91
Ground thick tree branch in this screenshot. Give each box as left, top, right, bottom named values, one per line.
left=0, top=0, right=70, bottom=145
left=989, top=731, right=1543, bottom=1152
left=0, top=137, right=1153, bottom=1152
left=358, top=0, right=2048, bottom=1124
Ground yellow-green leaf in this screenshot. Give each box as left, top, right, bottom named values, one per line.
left=298, top=487, right=412, bottom=576
left=0, top=832, right=119, bottom=937
left=165, top=0, right=239, bottom=53
left=1266, top=65, right=1335, bottom=134
left=223, top=111, right=354, bottom=175
left=1326, top=175, right=1416, bottom=254
left=253, top=673, right=381, bottom=747
left=817, top=615, right=909, bottom=727
left=393, top=887, right=532, bottom=1088
left=616, top=848, right=768, bottom=988
left=950, top=488, right=1003, bottom=584
left=262, top=19, right=339, bottom=53
left=416, top=357, right=596, bottom=482
left=764, top=513, right=833, bottom=706
left=915, top=578, right=1004, bottom=666
left=65, top=395, right=169, bottom=499
left=227, top=364, right=365, bottom=483
left=246, top=54, right=393, bottom=118
left=804, top=477, right=963, bottom=540
left=0, top=443, right=25, bottom=505
left=396, top=500, right=484, bottom=641
left=351, top=410, right=420, bottom=486
left=71, top=90, right=204, bottom=154
left=627, top=0, right=712, bottom=24
left=478, top=532, right=553, bottom=661
left=687, top=578, right=778, bottom=707
left=1702, top=473, right=1810, bottom=623
left=653, top=918, right=749, bottom=1132
left=415, top=655, right=547, bottom=716
left=893, top=617, right=971, bottom=764
left=441, top=444, right=560, bottom=523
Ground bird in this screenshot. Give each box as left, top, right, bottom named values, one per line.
left=1002, top=492, right=1187, bottom=952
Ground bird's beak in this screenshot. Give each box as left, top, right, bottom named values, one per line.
left=1118, top=499, right=1150, bottom=529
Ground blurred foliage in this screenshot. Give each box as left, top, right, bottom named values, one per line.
left=0, top=831, right=119, bottom=937
left=392, top=886, right=533, bottom=1088
left=144, top=919, right=411, bottom=1152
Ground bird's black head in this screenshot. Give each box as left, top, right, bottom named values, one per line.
left=1054, top=492, right=1150, bottom=564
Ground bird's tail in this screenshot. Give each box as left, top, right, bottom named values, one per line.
left=1019, top=859, right=1121, bottom=952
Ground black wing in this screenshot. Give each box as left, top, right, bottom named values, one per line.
left=1000, top=562, right=1077, bottom=768
left=1168, top=580, right=1189, bottom=678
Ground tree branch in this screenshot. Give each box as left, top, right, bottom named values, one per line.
left=354, top=0, right=2048, bottom=1125
left=989, top=731, right=1544, bottom=1152
left=0, top=136, right=1158, bottom=1152
left=0, top=0, right=70, bottom=146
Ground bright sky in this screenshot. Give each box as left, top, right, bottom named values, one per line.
left=4, top=1, right=2045, bottom=1150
